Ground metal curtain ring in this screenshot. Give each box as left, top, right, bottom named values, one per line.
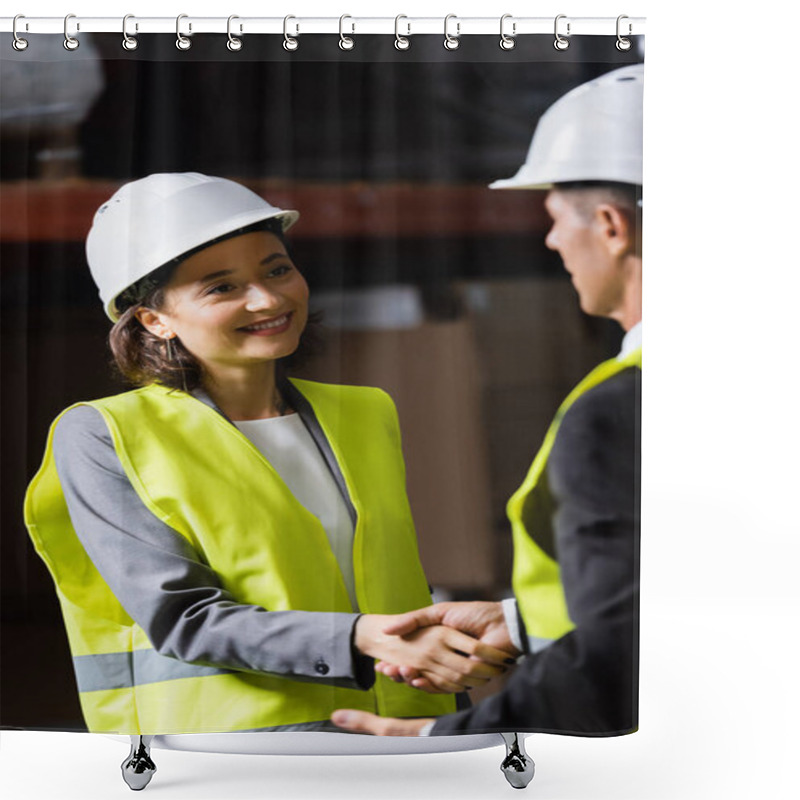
left=394, top=15, right=410, bottom=50
left=176, top=14, right=192, bottom=50
left=554, top=14, right=570, bottom=51
left=500, top=14, right=516, bottom=50
left=283, top=15, right=299, bottom=51
left=616, top=15, right=632, bottom=51
left=122, top=15, right=138, bottom=51
left=63, top=13, right=79, bottom=51
left=12, top=15, right=29, bottom=51
left=444, top=14, right=460, bottom=50
left=339, top=14, right=355, bottom=50
left=227, top=15, right=243, bottom=51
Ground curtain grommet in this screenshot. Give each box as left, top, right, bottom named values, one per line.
left=176, top=14, right=192, bottom=51
left=227, top=15, right=243, bottom=51
left=616, top=15, right=632, bottom=51
left=500, top=14, right=516, bottom=50
left=554, top=14, right=570, bottom=51
left=444, top=14, right=460, bottom=51
left=394, top=15, right=411, bottom=51
left=63, top=13, right=80, bottom=51
left=12, top=15, right=29, bottom=51
left=339, top=14, right=355, bottom=51
left=122, top=14, right=138, bottom=51
left=283, top=15, right=299, bottom=51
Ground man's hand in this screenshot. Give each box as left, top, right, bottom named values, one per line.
left=376, top=602, right=520, bottom=691
left=331, top=709, right=431, bottom=736
left=354, top=614, right=512, bottom=693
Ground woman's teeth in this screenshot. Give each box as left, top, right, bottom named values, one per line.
left=242, top=315, right=289, bottom=331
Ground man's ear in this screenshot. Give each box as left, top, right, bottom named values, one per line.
left=594, top=203, right=633, bottom=258
left=135, top=306, right=173, bottom=340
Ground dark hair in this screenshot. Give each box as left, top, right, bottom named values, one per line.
left=108, top=222, right=321, bottom=392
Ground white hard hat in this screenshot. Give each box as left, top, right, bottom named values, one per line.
left=86, top=172, right=300, bottom=321
left=490, top=64, right=643, bottom=190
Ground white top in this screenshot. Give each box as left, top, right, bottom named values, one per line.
left=234, top=413, right=359, bottom=611
left=619, top=320, right=642, bottom=359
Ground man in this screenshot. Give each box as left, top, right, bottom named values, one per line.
left=331, top=63, right=643, bottom=737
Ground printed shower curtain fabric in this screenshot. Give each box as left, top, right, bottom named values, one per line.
left=1, top=30, right=644, bottom=738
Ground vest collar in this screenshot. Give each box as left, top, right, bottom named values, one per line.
left=189, top=380, right=358, bottom=529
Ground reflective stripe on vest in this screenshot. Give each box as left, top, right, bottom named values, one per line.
left=25, top=379, right=455, bottom=733
left=508, top=348, right=642, bottom=647
left=73, top=649, right=232, bottom=693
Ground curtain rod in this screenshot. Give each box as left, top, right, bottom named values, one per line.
left=1, top=15, right=645, bottom=37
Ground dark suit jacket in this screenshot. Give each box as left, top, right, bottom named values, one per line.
left=432, top=366, right=641, bottom=736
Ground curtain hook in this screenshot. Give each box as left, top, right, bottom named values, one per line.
left=227, top=15, right=243, bottom=51
left=444, top=14, right=460, bottom=50
left=339, top=14, right=355, bottom=51
left=283, top=15, right=299, bottom=51
left=12, top=14, right=29, bottom=51
left=616, top=15, right=632, bottom=51
left=122, top=15, right=138, bottom=51
left=63, top=13, right=80, bottom=51
left=394, top=15, right=411, bottom=51
left=500, top=14, right=516, bottom=50
left=176, top=14, right=192, bottom=50
left=554, top=14, right=570, bottom=51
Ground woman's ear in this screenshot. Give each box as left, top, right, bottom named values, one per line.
left=594, top=203, right=633, bottom=258
left=135, top=306, right=173, bottom=340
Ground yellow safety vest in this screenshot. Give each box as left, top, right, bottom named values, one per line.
left=25, top=379, right=455, bottom=734
left=507, top=348, right=642, bottom=651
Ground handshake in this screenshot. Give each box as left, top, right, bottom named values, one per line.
left=335, top=601, right=521, bottom=737
left=353, top=600, right=521, bottom=695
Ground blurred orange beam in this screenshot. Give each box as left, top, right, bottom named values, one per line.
left=0, top=180, right=549, bottom=242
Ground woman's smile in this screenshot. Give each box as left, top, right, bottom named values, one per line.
left=237, top=312, right=294, bottom=335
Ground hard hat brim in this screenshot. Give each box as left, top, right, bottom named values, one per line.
left=489, top=177, right=553, bottom=191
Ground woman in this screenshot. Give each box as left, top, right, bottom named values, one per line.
left=24, top=173, right=511, bottom=736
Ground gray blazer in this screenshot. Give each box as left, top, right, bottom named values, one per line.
left=52, top=382, right=375, bottom=705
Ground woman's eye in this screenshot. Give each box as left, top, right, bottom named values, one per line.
left=269, top=263, right=293, bottom=278
left=207, top=282, right=235, bottom=295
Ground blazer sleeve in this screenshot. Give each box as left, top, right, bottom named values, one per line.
left=431, top=368, right=640, bottom=735
left=53, top=405, right=375, bottom=690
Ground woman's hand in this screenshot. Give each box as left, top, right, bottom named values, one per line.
left=354, top=614, right=514, bottom=693
left=331, top=709, right=430, bottom=736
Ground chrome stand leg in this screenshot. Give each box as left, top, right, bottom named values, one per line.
left=121, top=735, right=157, bottom=791
left=499, top=732, right=535, bottom=789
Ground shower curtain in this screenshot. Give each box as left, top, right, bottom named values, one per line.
left=1, top=25, right=644, bottom=742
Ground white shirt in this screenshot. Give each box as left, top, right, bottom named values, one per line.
left=619, top=320, right=642, bottom=359
left=233, top=413, right=359, bottom=611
